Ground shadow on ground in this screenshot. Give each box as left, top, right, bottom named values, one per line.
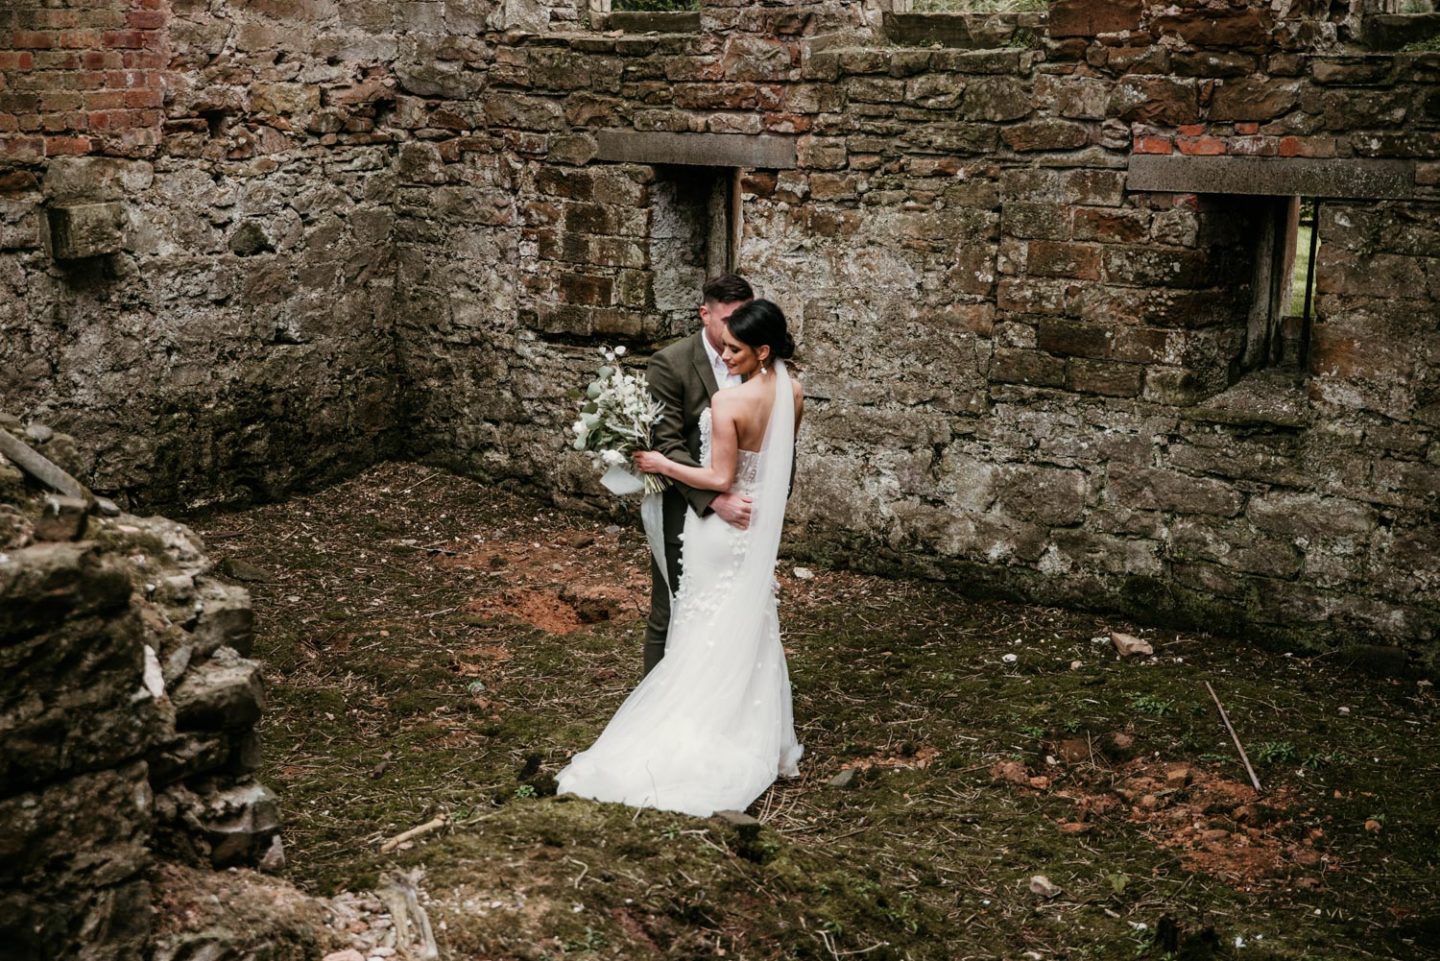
left=187, top=462, right=1440, bottom=961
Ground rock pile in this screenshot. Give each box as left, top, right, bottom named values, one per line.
left=0, top=416, right=280, bottom=961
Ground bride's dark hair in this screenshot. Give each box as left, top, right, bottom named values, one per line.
left=725, top=298, right=795, bottom=361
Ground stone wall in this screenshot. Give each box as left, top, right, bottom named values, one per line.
left=3, top=0, right=1438, bottom=659
left=397, top=0, right=1440, bottom=658
left=0, top=421, right=277, bottom=961
left=0, top=0, right=425, bottom=506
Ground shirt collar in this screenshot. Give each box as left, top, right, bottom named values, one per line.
left=701, top=331, right=725, bottom=371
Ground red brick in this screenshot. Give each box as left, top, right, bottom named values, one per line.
left=1134, top=135, right=1173, bottom=154
left=123, top=88, right=162, bottom=109
left=87, top=110, right=126, bottom=131
left=59, top=29, right=103, bottom=49
left=1277, top=136, right=1301, bottom=157
left=40, top=92, right=84, bottom=113
left=40, top=113, right=76, bottom=134
left=101, top=30, right=145, bottom=49
left=1176, top=123, right=1206, bottom=137
left=82, top=51, right=123, bottom=70
left=33, top=51, right=80, bottom=70
left=1296, top=136, right=1337, bottom=158
left=127, top=11, right=167, bottom=30
left=1228, top=136, right=1278, bottom=157
left=123, top=52, right=167, bottom=70
left=0, top=52, right=36, bottom=71
left=44, top=135, right=91, bottom=156
left=12, top=31, right=55, bottom=49
left=1235, top=122, right=1260, bottom=135
left=0, top=136, right=45, bottom=161
left=25, top=9, right=79, bottom=29
left=0, top=115, right=17, bottom=134
left=85, top=91, right=127, bottom=110
left=1177, top=135, right=1226, bottom=156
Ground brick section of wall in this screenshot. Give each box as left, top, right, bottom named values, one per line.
left=0, top=0, right=169, bottom=161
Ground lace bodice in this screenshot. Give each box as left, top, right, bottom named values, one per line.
left=699, top=408, right=761, bottom=496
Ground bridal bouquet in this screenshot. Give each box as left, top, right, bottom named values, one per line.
left=571, top=346, right=668, bottom=496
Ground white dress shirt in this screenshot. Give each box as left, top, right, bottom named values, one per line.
left=702, top=333, right=742, bottom=390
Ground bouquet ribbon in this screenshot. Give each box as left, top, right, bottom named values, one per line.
left=600, top=465, right=671, bottom=597
left=639, top=492, right=669, bottom=598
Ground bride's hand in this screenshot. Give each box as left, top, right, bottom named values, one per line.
left=632, top=450, right=669, bottom=475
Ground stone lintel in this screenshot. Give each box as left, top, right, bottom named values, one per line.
left=594, top=130, right=797, bottom=170
left=601, top=10, right=700, bottom=33
left=1128, top=156, right=1417, bottom=200
left=45, top=202, right=126, bottom=260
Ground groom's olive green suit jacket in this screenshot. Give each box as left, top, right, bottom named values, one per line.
left=647, top=332, right=722, bottom=563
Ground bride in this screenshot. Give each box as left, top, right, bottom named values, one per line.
left=556, top=299, right=805, bottom=817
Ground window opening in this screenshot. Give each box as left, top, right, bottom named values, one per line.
left=650, top=166, right=739, bottom=337
left=1289, top=199, right=1320, bottom=369
left=1244, top=196, right=1320, bottom=373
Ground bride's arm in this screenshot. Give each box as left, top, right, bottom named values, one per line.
left=633, top=400, right=738, bottom=492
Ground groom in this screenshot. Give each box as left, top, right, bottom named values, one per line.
left=642, top=273, right=756, bottom=675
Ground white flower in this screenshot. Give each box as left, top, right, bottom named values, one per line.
left=601, top=449, right=625, bottom=466
left=614, top=345, right=627, bottom=357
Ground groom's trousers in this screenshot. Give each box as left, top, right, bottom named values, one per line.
left=643, top=499, right=686, bottom=675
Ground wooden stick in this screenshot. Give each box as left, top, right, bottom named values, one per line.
left=0, top=427, right=91, bottom=502
left=1206, top=681, right=1263, bottom=793
left=379, top=813, right=448, bottom=854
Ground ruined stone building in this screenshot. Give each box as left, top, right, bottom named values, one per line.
left=1, top=0, right=1438, bottom=953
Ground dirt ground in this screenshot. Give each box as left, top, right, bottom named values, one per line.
left=187, top=462, right=1440, bottom=961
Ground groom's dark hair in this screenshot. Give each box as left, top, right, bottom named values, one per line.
left=702, top=274, right=754, bottom=306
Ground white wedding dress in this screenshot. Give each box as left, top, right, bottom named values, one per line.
left=557, top=361, right=803, bottom=817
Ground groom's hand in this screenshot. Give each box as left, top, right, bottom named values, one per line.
left=712, top=492, right=752, bottom=530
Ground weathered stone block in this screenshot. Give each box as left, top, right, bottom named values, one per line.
left=192, top=581, right=255, bottom=658
left=995, top=464, right=1089, bottom=526
left=1066, top=357, right=1143, bottom=397
left=1248, top=491, right=1377, bottom=541
left=1002, top=119, right=1089, bottom=153
left=1052, top=76, right=1110, bottom=120
left=0, top=542, right=131, bottom=638
left=1047, top=0, right=1141, bottom=37
left=960, top=76, right=1031, bottom=122
left=1027, top=241, right=1102, bottom=281
left=1153, top=8, right=1270, bottom=49
left=1073, top=206, right=1149, bottom=244
left=990, top=347, right=1066, bottom=387
left=45, top=201, right=125, bottom=260
left=1109, top=467, right=1244, bottom=516
left=0, top=765, right=153, bottom=961
left=1211, top=78, right=1301, bottom=123
left=1004, top=202, right=1072, bottom=241
left=1108, top=77, right=1197, bottom=126
left=172, top=648, right=265, bottom=731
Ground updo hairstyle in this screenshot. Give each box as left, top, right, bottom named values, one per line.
left=724, top=298, right=795, bottom=361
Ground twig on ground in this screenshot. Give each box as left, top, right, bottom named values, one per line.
left=379, top=813, right=449, bottom=853
left=1206, top=681, right=1263, bottom=793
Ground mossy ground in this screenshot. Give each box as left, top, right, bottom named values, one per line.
left=188, top=462, right=1439, bottom=960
